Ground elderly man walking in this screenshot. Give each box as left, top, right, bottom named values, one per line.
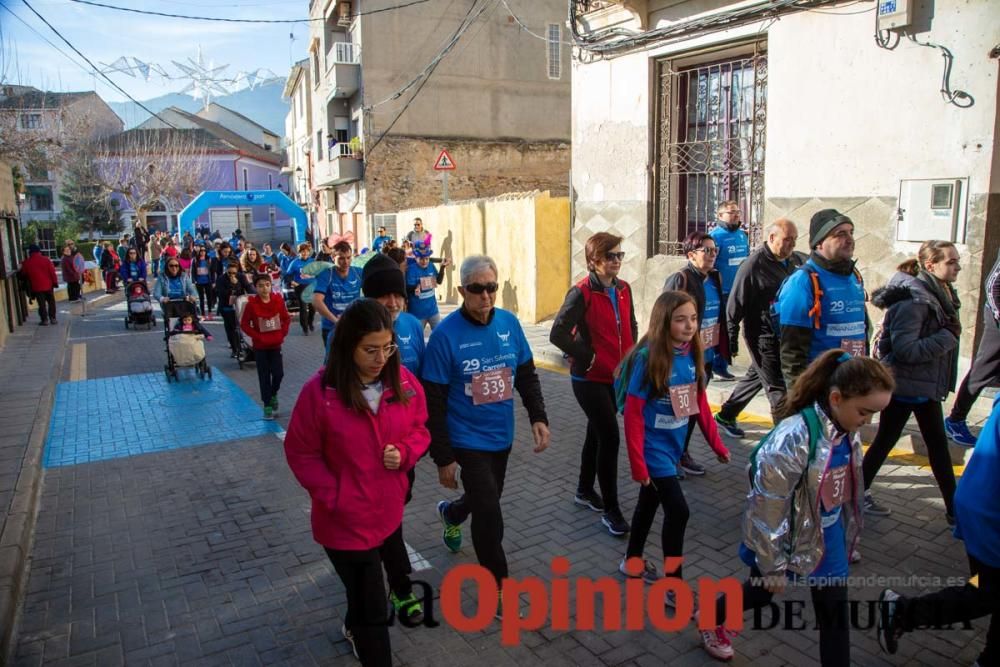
left=715, top=219, right=805, bottom=434
left=423, top=255, right=550, bottom=618
left=21, top=244, right=59, bottom=325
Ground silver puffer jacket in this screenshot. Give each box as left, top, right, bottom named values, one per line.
left=742, top=402, right=863, bottom=577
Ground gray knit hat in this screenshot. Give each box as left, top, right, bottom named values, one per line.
left=809, top=209, right=853, bottom=248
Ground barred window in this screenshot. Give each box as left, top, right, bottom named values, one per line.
left=547, top=24, right=561, bottom=80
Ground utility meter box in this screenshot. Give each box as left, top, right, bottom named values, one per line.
left=877, top=0, right=912, bottom=31
left=896, top=177, right=968, bottom=244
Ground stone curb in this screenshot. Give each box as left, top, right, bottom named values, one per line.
left=0, top=322, right=68, bottom=664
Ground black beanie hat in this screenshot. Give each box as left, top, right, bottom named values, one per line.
left=809, top=209, right=853, bottom=248
left=362, top=253, right=406, bottom=299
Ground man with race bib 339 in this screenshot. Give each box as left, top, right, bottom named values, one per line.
left=776, top=210, right=868, bottom=390
left=423, top=255, right=550, bottom=619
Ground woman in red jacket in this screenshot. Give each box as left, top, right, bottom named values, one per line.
left=549, top=232, right=638, bottom=537
left=284, top=299, right=429, bottom=666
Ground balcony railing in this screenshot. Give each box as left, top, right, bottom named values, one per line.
left=328, top=42, right=360, bottom=66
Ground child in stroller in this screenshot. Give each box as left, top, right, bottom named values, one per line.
left=125, top=280, right=155, bottom=329
left=162, top=299, right=212, bottom=381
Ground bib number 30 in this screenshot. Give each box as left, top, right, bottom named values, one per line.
left=472, top=367, right=513, bottom=405
left=668, top=382, right=699, bottom=418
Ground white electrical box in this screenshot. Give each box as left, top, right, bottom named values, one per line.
left=896, top=177, right=968, bottom=244
left=877, top=0, right=912, bottom=31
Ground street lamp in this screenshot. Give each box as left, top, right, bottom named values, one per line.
left=295, top=167, right=306, bottom=206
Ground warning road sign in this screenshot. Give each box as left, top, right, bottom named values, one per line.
left=433, top=149, right=456, bottom=171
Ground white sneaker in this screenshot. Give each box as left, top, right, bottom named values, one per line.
left=341, top=624, right=359, bottom=660
left=697, top=612, right=735, bottom=661
left=618, top=557, right=659, bottom=584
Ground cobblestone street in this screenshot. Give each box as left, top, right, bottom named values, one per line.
left=5, top=292, right=988, bottom=666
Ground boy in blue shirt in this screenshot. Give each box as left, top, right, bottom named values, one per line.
left=311, top=240, right=362, bottom=348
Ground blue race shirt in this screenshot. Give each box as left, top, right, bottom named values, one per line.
left=193, top=260, right=211, bottom=285
left=406, top=262, right=440, bottom=320
left=776, top=259, right=866, bottom=361
left=421, top=308, right=533, bottom=451
left=124, top=262, right=141, bottom=282
left=166, top=277, right=185, bottom=299
left=314, top=266, right=363, bottom=331
left=709, top=226, right=750, bottom=294
left=285, top=257, right=315, bottom=286
left=395, top=312, right=426, bottom=376
left=626, top=346, right=697, bottom=478
left=373, top=235, right=392, bottom=252
left=702, top=277, right=721, bottom=366
left=954, top=395, right=1000, bottom=567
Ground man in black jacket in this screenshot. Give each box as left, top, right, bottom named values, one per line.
left=716, top=219, right=804, bottom=432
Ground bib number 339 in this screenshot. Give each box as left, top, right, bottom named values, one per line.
left=472, top=367, right=513, bottom=405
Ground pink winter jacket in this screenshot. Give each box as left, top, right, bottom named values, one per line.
left=284, top=367, right=430, bottom=550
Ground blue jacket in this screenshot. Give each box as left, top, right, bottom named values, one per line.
left=119, top=260, right=147, bottom=283
left=954, top=395, right=1000, bottom=567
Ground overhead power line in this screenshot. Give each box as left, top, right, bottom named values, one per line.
left=500, top=0, right=575, bottom=45
left=19, top=0, right=179, bottom=129
left=67, top=0, right=432, bottom=23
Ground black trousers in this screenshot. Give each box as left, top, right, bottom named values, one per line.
left=950, top=306, right=1000, bottom=422
left=379, top=518, right=413, bottom=599
left=295, top=284, right=315, bottom=332
left=442, top=448, right=511, bottom=584
left=571, top=380, right=621, bottom=512
left=195, top=283, right=215, bottom=316
left=34, top=290, right=56, bottom=322
left=254, top=348, right=283, bottom=405
left=863, top=397, right=955, bottom=514
left=321, top=327, right=332, bottom=349
left=220, top=308, right=240, bottom=356
left=67, top=281, right=81, bottom=302
left=625, top=476, right=688, bottom=578
left=719, top=337, right=787, bottom=424
left=716, top=565, right=850, bottom=667
left=324, top=541, right=393, bottom=667
left=898, top=553, right=998, bottom=666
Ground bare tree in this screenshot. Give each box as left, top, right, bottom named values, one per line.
left=94, top=128, right=215, bottom=227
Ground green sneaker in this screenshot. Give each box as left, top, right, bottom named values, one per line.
left=263, top=406, right=274, bottom=421
left=269, top=395, right=279, bottom=415
left=437, top=500, right=462, bottom=553
left=389, top=591, right=424, bottom=624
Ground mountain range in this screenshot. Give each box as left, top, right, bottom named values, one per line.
left=108, top=79, right=289, bottom=136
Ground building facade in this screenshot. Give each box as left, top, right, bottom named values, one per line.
left=571, top=0, right=1000, bottom=363
left=288, top=0, right=572, bottom=249
left=0, top=86, right=123, bottom=226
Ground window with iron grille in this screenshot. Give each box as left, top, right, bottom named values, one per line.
left=654, top=52, right=767, bottom=255
left=547, top=24, right=561, bottom=80
left=20, top=113, right=42, bottom=130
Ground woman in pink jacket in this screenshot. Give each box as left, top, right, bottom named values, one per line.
left=284, top=298, right=429, bottom=666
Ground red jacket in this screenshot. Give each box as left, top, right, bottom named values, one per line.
left=550, top=274, right=638, bottom=383
left=239, top=293, right=290, bottom=349
left=284, top=368, right=430, bottom=550
left=21, top=251, right=58, bottom=292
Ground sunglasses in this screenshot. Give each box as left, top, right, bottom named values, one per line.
left=464, top=282, right=499, bottom=295
left=694, top=247, right=719, bottom=255
left=167, top=263, right=180, bottom=268
left=605, top=251, right=626, bottom=262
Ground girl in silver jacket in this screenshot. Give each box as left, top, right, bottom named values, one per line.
left=699, top=350, right=894, bottom=665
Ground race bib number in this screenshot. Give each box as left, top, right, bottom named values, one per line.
left=728, top=256, right=744, bottom=266
left=419, top=276, right=435, bottom=291
left=840, top=339, right=866, bottom=357
left=701, top=323, right=720, bottom=349
left=668, top=382, right=699, bottom=418
left=471, top=367, right=513, bottom=406
left=821, top=464, right=852, bottom=511
left=196, top=266, right=209, bottom=276
left=258, top=315, right=281, bottom=332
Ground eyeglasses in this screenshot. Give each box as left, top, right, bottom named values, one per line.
left=605, top=251, right=626, bottom=262
left=360, top=344, right=398, bottom=359
left=720, top=209, right=740, bottom=216
left=695, top=247, right=719, bottom=255
left=464, top=282, right=499, bottom=294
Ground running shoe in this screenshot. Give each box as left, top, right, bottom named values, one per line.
left=680, top=453, right=706, bottom=476
left=601, top=508, right=630, bottom=536
left=341, top=624, right=359, bottom=660
left=850, top=549, right=862, bottom=564
left=877, top=589, right=904, bottom=654
left=437, top=500, right=462, bottom=553
left=389, top=591, right=424, bottom=624
left=697, top=614, right=735, bottom=661
left=864, top=492, right=892, bottom=517
left=944, top=418, right=977, bottom=447
left=263, top=406, right=274, bottom=421
left=270, top=395, right=279, bottom=416
left=573, top=489, right=605, bottom=513
left=618, top=557, right=659, bottom=584
left=715, top=414, right=746, bottom=439
left=715, top=368, right=736, bottom=381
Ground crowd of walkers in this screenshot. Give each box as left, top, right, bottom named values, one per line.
left=20, top=212, right=998, bottom=667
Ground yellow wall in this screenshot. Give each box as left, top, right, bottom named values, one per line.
left=398, top=191, right=570, bottom=323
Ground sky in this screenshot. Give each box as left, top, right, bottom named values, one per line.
left=0, top=0, right=306, bottom=107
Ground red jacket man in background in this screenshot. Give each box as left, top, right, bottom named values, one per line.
left=21, top=244, right=59, bottom=326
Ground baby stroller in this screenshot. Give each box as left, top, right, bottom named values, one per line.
left=232, top=295, right=256, bottom=369
left=162, top=299, right=211, bottom=381
left=124, top=281, right=155, bottom=329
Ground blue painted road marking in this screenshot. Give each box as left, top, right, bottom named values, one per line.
left=43, top=367, right=281, bottom=467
